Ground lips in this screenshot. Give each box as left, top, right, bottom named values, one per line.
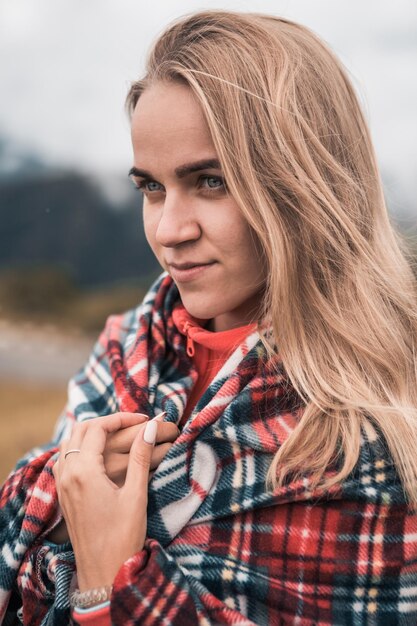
left=168, top=261, right=214, bottom=270
left=167, top=261, right=216, bottom=283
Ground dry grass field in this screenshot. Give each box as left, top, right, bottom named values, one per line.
left=0, top=381, right=67, bottom=482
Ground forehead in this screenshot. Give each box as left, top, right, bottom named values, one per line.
left=130, top=82, right=216, bottom=167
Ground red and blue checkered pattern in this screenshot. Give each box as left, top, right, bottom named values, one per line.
left=1, top=273, right=417, bottom=625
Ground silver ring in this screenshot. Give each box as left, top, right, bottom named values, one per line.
left=64, top=449, right=81, bottom=459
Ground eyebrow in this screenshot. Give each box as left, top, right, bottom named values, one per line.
left=128, top=158, right=221, bottom=180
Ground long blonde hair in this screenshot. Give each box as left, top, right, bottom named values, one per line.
left=127, top=11, right=417, bottom=503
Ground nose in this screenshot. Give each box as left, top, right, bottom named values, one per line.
left=155, top=191, right=201, bottom=248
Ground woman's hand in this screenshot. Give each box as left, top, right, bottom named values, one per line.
left=104, top=413, right=178, bottom=486
left=47, top=413, right=179, bottom=544
left=52, top=413, right=172, bottom=590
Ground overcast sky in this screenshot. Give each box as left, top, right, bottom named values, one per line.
left=0, top=0, right=416, bottom=215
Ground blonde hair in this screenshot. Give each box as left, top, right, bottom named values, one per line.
left=127, top=11, right=417, bottom=503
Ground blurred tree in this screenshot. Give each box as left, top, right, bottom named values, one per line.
left=0, top=169, right=159, bottom=287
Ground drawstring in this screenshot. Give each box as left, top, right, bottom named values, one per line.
left=182, top=321, right=196, bottom=357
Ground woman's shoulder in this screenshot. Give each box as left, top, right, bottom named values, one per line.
left=341, top=419, right=408, bottom=506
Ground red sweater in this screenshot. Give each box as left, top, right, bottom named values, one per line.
left=73, top=307, right=255, bottom=625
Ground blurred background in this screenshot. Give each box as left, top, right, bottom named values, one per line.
left=0, top=0, right=416, bottom=480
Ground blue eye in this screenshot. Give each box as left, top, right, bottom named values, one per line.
left=145, top=181, right=163, bottom=192
left=134, top=180, right=163, bottom=193
left=201, top=175, right=225, bottom=190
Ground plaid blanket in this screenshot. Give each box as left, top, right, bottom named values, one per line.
left=1, top=273, right=417, bottom=625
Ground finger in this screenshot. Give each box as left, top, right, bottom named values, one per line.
left=111, top=412, right=149, bottom=428
left=155, top=422, right=180, bottom=444
left=105, top=424, right=143, bottom=454
left=81, top=413, right=149, bottom=456
left=53, top=438, right=70, bottom=482
left=55, top=421, right=87, bottom=475
left=104, top=452, right=128, bottom=485
left=104, top=441, right=174, bottom=483
left=105, top=418, right=177, bottom=454
left=104, top=423, right=179, bottom=478
left=96, top=412, right=149, bottom=431
left=125, top=421, right=157, bottom=495
left=150, top=442, right=173, bottom=470
left=64, top=420, right=89, bottom=453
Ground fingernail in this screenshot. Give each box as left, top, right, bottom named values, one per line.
left=153, top=411, right=166, bottom=422
left=144, top=420, right=158, bottom=444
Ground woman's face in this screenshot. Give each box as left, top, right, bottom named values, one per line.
left=130, top=81, right=266, bottom=332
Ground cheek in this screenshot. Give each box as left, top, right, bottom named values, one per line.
left=143, top=209, right=162, bottom=260
left=233, top=225, right=266, bottom=281
left=226, top=221, right=257, bottom=259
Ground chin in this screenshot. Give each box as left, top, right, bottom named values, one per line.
left=178, top=290, right=221, bottom=321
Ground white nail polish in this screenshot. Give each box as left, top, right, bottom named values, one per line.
left=153, top=411, right=166, bottom=422
left=144, top=420, right=158, bottom=444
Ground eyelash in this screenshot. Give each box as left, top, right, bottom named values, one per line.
left=199, top=175, right=226, bottom=192
left=134, top=175, right=226, bottom=195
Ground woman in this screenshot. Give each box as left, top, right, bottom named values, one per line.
left=1, top=10, right=417, bottom=625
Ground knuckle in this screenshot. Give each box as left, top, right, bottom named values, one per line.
left=159, top=423, right=179, bottom=442
left=72, top=420, right=88, bottom=437
left=92, top=414, right=113, bottom=429
left=59, top=475, right=72, bottom=492
left=71, top=422, right=82, bottom=436
left=61, top=467, right=85, bottom=490
left=82, top=421, right=103, bottom=437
